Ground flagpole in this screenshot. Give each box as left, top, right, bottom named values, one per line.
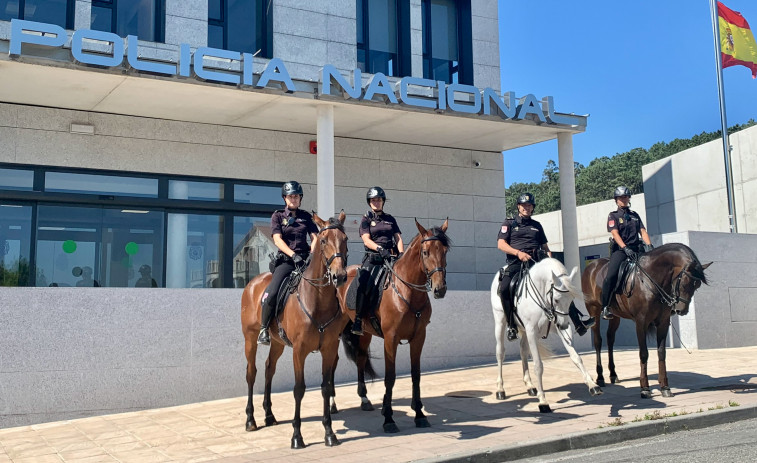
left=710, top=0, right=738, bottom=233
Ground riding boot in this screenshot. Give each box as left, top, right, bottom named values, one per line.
left=568, top=302, right=595, bottom=336
left=601, top=306, right=614, bottom=320
left=258, top=298, right=274, bottom=345
left=351, top=285, right=367, bottom=335
left=500, top=294, right=518, bottom=341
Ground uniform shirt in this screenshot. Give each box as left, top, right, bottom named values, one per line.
left=607, top=207, right=645, bottom=248
left=497, top=215, right=548, bottom=255
left=270, top=208, right=319, bottom=255
left=359, top=210, right=401, bottom=251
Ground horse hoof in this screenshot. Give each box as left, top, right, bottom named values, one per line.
left=661, top=387, right=674, bottom=398
left=330, top=403, right=339, bottom=414
left=245, top=421, right=258, bottom=432
left=496, top=391, right=506, bottom=400
left=291, top=437, right=306, bottom=449
left=265, top=415, right=278, bottom=426
left=527, top=388, right=538, bottom=397
left=596, top=378, right=606, bottom=387
left=415, top=417, right=431, bottom=428
left=361, top=401, right=375, bottom=411
left=538, top=404, right=553, bottom=413
left=640, top=389, right=652, bottom=399
left=610, top=376, right=619, bottom=384
left=590, top=386, right=603, bottom=396
left=325, top=434, right=341, bottom=447
left=383, top=422, right=400, bottom=433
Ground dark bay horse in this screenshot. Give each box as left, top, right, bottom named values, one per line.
left=241, top=211, right=348, bottom=448
left=582, top=243, right=711, bottom=398
left=336, top=219, right=450, bottom=433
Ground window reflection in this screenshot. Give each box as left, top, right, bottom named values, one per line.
left=45, top=172, right=158, bottom=197
left=0, top=0, right=72, bottom=28
left=169, top=180, right=224, bottom=201
left=233, top=216, right=276, bottom=288
left=208, top=0, right=271, bottom=56
left=357, top=0, right=408, bottom=76
left=166, top=213, right=224, bottom=288
left=91, top=0, right=163, bottom=42
left=0, top=168, right=34, bottom=191
left=422, top=0, right=470, bottom=84
left=234, top=184, right=281, bottom=205
left=0, top=203, right=33, bottom=287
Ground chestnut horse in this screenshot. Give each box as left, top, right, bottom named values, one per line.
left=241, top=211, right=348, bottom=448
left=582, top=243, right=711, bottom=398
left=337, top=219, right=450, bottom=433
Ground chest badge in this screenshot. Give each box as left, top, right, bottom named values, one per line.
left=371, top=221, right=377, bottom=227
left=619, top=218, right=624, bottom=224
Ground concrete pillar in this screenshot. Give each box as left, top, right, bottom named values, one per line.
left=166, top=181, right=188, bottom=288
left=317, top=104, right=335, bottom=218
left=557, top=132, right=579, bottom=276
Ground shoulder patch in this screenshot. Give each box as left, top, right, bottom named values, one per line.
left=608, top=219, right=615, bottom=227
left=501, top=225, right=508, bottom=234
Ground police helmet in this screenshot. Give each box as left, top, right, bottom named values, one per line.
left=366, top=186, right=387, bottom=204
left=516, top=192, right=536, bottom=206
left=613, top=186, right=632, bottom=199
left=281, top=181, right=304, bottom=198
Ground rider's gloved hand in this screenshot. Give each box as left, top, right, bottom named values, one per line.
left=623, top=247, right=636, bottom=259
left=376, top=246, right=391, bottom=259
left=643, top=244, right=654, bottom=253
left=292, top=254, right=304, bottom=265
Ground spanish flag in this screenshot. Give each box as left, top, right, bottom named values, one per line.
left=718, top=2, right=757, bottom=77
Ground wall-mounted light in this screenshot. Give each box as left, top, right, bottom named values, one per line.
left=70, top=123, right=95, bottom=135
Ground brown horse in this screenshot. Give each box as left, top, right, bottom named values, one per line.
left=582, top=243, right=711, bottom=398
left=336, top=219, right=450, bottom=433
left=241, top=211, right=348, bottom=448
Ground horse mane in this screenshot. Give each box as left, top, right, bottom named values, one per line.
left=325, top=216, right=345, bottom=233
left=405, top=226, right=453, bottom=250
left=657, top=243, right=709, bottom=285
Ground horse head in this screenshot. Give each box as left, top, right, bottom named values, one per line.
left=549, top=263, right=580, bottom=330
left=414, top=218, right=451, bottom=299
left=671, top=259, right=712, bottom=316
left=312, top=210, right=348, bottom=287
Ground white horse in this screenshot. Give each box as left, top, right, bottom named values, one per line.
left=490, top=258, right=602, bottom=412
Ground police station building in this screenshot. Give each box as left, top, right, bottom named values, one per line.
left=0, top=1, right=586, bottom=425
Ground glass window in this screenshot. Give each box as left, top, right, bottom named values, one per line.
left=0, top=0, right=73, bottom=29
left=208, top=0, right=271, bottom=57
left=45, top=172, right=159, bottom=197
left=34, top=205, right=164, bottom=287
left=166, top=213, right=224, bottom=288
left=234, top=184, right=281, bottom=205
left=422, top=0, right=472, bottom=84
left=91, top=0, right=164, bottom=42
left=0, top=203, right=33, bottom=286
left=0, top=167, right=34, bottom=191
left=233, top=215, right=276, bottom=288
left=168, top=180, right=224, bottom=201
left=357, top=0, right=410, bottom=76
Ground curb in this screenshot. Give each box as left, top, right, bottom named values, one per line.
left=414, top=404, right=757, bottom=463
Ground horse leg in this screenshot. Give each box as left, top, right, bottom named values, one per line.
left=262, top=340, right=285, bottom=427
left=607, top=317, right=621, bottom=384
left=558, top=327, right=602, bottom=396
left=357, top=333, right=375, bottom=411
left=244, top=336, right=259, bottom=431
left=592, top=317, right=605, bottom=387
left=635, top=321, right=652, bottom=399
left=321, top=342, right=341, bottom=446
left=526, top=328, right=551, bottom=412
left=520, top=334, right=537, bottom=397
left=410, top=329, right=430, bottom=428
left=382, top=335, right=400, bottom=433
left=495, top=313, right=507, bottom=400
left=657, top=318, right=673, bottom=397
left=329, top=351, right=339, bottom=414
left=290, top=347, right=308, bottom=449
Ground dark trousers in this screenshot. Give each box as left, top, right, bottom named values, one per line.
left=601, top=250, right=627, bottom=308
left=498, top=260, right=523, bottom=327
left=355, top=253, right=387, bottom=319
left=261, top=260, right=295, bottom=328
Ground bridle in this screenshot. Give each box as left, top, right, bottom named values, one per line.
left=519, top=266, right=571, bottom=323
left=637, top=262, right=701, bottom=308
left=385, top=234, right=447, bottom=293
left=301, top=224, right=347, bottom=287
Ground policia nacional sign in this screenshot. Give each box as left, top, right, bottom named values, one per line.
left=9, top=19, right=580, bottom=125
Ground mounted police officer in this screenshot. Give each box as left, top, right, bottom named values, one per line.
left=258, top=181, right=319, bottom=345
left=497, top=193, right=595, bottom=341
left=351, top=186, right=404, bottom=335
left=601, top=186, right=653, bottom=320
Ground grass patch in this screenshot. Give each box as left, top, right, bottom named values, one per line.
left=729, top=400, right=740, bottom=407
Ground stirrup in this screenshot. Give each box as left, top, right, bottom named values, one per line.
left=506, top=326, right=518, bottom=341
left=351, top=319, right=364, bottom=336
left=575, top=316, right=595, bottom=336
left=601, top=306, right=614, bottom=320
left=257, top=328, right=270, bottom=345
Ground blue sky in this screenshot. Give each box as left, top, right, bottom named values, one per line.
left=498, top=0, right=757, bottom=186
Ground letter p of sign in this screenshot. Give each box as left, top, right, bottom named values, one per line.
left=10, top=19, right=67, bottom=57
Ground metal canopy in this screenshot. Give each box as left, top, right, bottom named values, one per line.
left=0, top=57, right=586, bottom=152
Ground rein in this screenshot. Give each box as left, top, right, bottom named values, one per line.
left=517, top=262, right=571, bottom=339
left=633, top=257, right=700, bottom=308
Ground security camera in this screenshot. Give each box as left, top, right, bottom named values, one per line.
left=474, top=161, right=481, bottom=167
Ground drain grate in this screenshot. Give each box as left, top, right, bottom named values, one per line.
left=445, top=390, right=491, bottom=398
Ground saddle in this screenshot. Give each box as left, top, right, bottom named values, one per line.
left=613, top=259, right=637, bottom=296
left=498, top=263, right=526, bottom=309
left=346, top=263, right=389, bottom=332
left=275, top=268, right=304, bottom=317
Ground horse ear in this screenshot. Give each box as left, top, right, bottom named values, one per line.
left=415, top=218, right=427, bottom=235
left=551, top=271, right=561, bottom=288
left=568, top=266, right=579, bottom=285
left=441, top=217, right=449, bottom=233
left=312, top=213, right=326, bottom=228
left=701, top=262, right=713, bottom=270
left=338, top=209, right=346, bottom=224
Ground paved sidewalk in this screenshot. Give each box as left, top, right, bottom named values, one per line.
left=1, top=347, right=755, bottom=463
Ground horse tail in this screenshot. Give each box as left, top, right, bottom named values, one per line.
left=536, top=340, right=555, bottom=359
left=341, top=323, right=377, bottom=380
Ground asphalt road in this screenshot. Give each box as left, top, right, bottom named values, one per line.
left=515, top=417, right=757, bottom=463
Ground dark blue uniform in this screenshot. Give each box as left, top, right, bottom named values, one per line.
left=497, top=215, right=548, bottom=301
left=601, top=207, right=646, bottom=309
